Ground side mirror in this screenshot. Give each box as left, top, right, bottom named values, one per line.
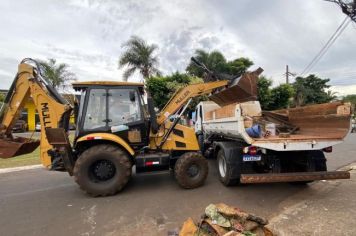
left=129, top=91, right=136, bottom=102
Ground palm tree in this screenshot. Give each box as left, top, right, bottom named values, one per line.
left=326, top=90, right=338, bottom=101
left=39, top=59, right=76, bottom=89
left=119, top=36, right=160, bottom=81
left=186, top=49, right=253, bottom=78
left=186, top=49, right=227, bottom=77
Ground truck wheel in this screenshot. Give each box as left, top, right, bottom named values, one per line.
left=311, top=151, right=327, bottom=172
left=290, top=150, right=327, bottom=185
left=217, top=149, right=240, bottom=186
left=174, top=152, right=208, bottom=189
left=198, top=134, right=205, bottom=153
left=73, top=144, right=132, bottom=197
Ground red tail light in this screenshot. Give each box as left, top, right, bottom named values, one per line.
left=323, top=146, right=333, bottom=153
left=249, top=146, right=257, bottom=155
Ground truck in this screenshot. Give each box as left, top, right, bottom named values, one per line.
left=194, top=100, right=351, bottom=185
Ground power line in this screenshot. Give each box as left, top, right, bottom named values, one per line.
left=300, top=16, right=350, bottom=76
left=325, top=0, right=356, bottom=22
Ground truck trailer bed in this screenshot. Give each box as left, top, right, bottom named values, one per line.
left=202, top=101, right=351, bottom=151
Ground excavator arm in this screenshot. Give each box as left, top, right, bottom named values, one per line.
left=149, top=57, right=262, bottom=150
left=0, top=59, right=72, bottom=167
left=156, top=80, right=228, bottom=125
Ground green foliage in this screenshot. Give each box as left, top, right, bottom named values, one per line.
left=292, top=74, right=334, bottom=106
left=39, top=58, right=76, bottom=89
left=257, top=76, right=272, bottom=110
left=343, top=94, right=356, bottom=104
left=186, top=49, right=253, bottom=77
left=146, top=72, right=205, bottom=112
left=257, top=76, right=294, bottom=110
left=119, top=36, right=160, bottom=81
left=146, top=76, right=172, bottom=109
left=269, top=84, right=295, bottom=110
left=225, top=57, right=254, bottom=75
left=0, top=93, right=4, bottom=103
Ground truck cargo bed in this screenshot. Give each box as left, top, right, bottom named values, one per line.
left=202, top=101, right=351, bottom=151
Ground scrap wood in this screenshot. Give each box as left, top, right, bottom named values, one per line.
left=260, top=111, right=299, bottom=134
left=179, top=218, right=198, bottom=236
left=178, top=203, right=273, bottom=236
left=215, top=203, right=268, bottom=225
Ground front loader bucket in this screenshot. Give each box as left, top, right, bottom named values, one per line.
left=0, top=137, right=40, bottom=158
left=209, top=67, right=264, bottom=106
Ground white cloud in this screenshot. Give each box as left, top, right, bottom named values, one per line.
left=0, top=0, right=355, bottom=95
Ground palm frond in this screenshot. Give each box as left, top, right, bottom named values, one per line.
left=123, top=67, right=137, bottom=81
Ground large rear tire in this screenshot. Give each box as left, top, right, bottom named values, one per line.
left=174, top=152, right=208, bottom=189
left=198, top=134, right=205, bottom=153
left=290, top=150, right=327, bottom=185
left=217, top=149, right=240, bottom=186
left=73, top=144, right=132, bottom=197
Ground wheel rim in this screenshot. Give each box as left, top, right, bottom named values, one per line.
left=89, top=159, right=116, bottom=182
left=187, top=164, right=200, bottom=179
left=218, top=155, right=227, bottom=178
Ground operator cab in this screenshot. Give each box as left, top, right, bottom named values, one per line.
left=72, top=81, right=150, bottom=150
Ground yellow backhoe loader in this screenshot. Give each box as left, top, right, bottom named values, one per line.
left=0, top=58, right=260, bottom=196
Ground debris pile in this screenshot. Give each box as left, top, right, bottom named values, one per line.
left=178, top=203, right=273, bottom=236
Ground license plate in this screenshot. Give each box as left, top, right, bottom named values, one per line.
left=243, top=155, right=261, bottom=162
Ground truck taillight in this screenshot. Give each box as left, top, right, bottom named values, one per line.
left=323, top=146, right=333, bottom=153
left=249, top=146, right=257, bottom=155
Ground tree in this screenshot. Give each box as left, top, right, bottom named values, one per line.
left=186, top=49, right=253, bottom=78
left=343, top=94, right=356, bottom=105
left=39, top=59, right=76, bottom=89
left=268, top=84, right=295, bottom=110
left=257, top=76, right=272, bottom=110
left=292, top=75, right=334, bottom=106
left=225, top=57, right=254, bottom=75
left=257, top=77, right=294, bottom=110
left=119, top=36, right=160, bottom=81
left=146, top=72, right=204, bottom=111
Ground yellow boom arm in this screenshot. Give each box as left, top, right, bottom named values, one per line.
left=156, top=80, right=228, bottom=125
left=0, top=61, right=72, bottom=167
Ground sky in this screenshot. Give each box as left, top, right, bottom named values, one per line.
left=0, top=0, right=356, bottom=95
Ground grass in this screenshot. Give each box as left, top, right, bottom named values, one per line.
left=0, top=133, right=75, bottom=169
left=0, top=147, right=41, bottom=169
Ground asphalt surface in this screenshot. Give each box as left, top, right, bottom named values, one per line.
left=1, top=133, right=355, bottom=236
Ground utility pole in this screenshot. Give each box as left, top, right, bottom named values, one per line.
left=284, top=65, right=296, bottom=110
left=285, top=65, right=296, bottom=84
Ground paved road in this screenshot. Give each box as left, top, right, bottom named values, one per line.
left=1, top=134, right=355, bottom=236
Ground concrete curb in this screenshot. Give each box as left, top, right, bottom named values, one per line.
left=267, top=162, right=356, bottom=235
left=0, top=164, right=43, bottom=174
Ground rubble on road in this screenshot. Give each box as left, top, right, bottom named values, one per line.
left=178, top=203, right=273, bottom=236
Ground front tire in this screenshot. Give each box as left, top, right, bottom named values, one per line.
left=73, top=144, right=132, bottom=197
left=174, top=152, right=208, bottom=189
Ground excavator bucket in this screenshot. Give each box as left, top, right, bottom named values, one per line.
left=209, top=67, right=264, bottom=106
left=0, top=137, right=40, bottom=158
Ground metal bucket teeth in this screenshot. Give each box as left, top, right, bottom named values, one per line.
left=209, top=67, right=263, bottom=106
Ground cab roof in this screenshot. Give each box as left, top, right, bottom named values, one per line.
left=72, top=81, right=144, bottom=91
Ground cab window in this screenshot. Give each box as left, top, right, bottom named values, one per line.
left=108, top=89, right=142, bottom=126
left=83, top=89, right=106, bottom=130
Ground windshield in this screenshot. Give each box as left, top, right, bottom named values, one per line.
left=108, top=89, right=141, bottom=126
left=83, top=88, right=142, bottom=130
